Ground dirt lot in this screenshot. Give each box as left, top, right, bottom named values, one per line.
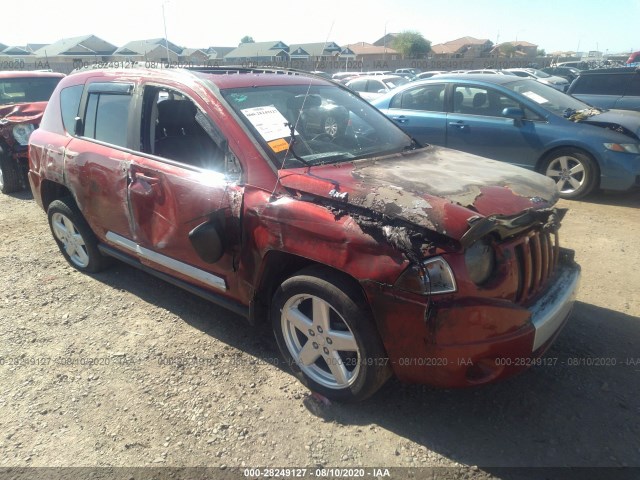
left=0, top=188, right=639, bottom=478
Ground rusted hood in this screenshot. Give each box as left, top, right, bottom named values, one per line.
left=278, top=146, right=559, bottom=243
left=0, top=102, right=47, bottom=125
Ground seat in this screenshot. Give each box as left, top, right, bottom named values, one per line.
left=472, top=92, right=488, bottom=109
left=154, top=99, right=222, bottom=170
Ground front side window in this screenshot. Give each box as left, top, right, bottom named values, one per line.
left=221, top=84, right=412, bottom=169
left=390, top=84, right=445, bottom=111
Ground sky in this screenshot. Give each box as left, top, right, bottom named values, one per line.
left=2, top=0, right=638, bottom=55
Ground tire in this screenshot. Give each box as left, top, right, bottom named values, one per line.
left=272, top=266, right=391, bottom=402
left=542, top=148, right=598, bottom=199
left=47, top=198, right=112, bottom=273
left=323, top=115, right=340, bottom=138
left=0, top=154, right=22, bottom=194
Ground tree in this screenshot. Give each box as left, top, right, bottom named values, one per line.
left=499, top=43, right=517, bottom=58
left=537, top=48, right=546, bottom=57
left=240, top=36, right=255, bottom=45
left=391, top=31, right=431, bottom=59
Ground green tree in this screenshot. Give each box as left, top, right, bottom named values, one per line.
left=391, top=31, right=431, bottom=59
left=537, top=48, right=546, bottom=57
left=240, top=36, right=255, bottom=45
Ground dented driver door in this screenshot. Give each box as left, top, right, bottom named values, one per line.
left=117, top=153, right=244, bottom=298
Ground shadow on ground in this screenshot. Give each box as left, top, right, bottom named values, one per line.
left=91, top=263, right=640, bottom=472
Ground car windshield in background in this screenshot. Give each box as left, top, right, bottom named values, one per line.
left=0, top=77, right=61, bottom=105
left=504, top=79, right=592, bottom=116
left=221, top=84, right=412, bottom=169
left=382, top=77, right=409, bottom=89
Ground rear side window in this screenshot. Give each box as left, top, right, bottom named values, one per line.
left=572, top=74, right=628, bottom=95
left=60, top=85, right=83, bottom=134
left=83, top=93, right=131, bottom=147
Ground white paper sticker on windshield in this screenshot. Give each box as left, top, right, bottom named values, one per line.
left=241, top=106, right=296, bottom=141
left=521, top=91, right=548, bottom=104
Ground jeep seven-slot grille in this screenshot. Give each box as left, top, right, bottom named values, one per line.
left=514, top=230, right=559, bottom=304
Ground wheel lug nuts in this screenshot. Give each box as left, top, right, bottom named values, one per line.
left=312, top=342, right=319, bottom=349
left=308, top=329, right=315, bottom=336
left=317, top=326, right=323, bottom=333
left=326, top=338, right=333, bottom=345
left=323, top=347, right=330, bottom=355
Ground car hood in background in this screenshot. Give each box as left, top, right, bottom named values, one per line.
left=578, top=109, right=640, bottom=139
left=278, top=146, right=560, bottom=245
left=0, top=101, right=47, bottom=125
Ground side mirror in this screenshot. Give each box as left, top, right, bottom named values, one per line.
left=502, top=107, right=525, bottom=125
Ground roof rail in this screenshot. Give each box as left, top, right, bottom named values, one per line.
left=184, top=65, right=308, bottom=76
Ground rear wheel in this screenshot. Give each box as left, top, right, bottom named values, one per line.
left=47, top=198, right=111, bottom=273
left=0, top=154, right=22, bottom=194
left=272, top=266, right=391, bottom=402
left=543, top=148, right=597, bottom=199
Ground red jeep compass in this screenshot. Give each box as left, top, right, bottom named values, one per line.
left=28, top=67, right=580, bottom=401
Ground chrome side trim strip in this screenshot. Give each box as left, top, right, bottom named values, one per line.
left=105, top=231, right=227, bottom=291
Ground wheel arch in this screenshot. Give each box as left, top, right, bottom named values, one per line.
left=39, top=180, right=74, bottom=211
left=250, top=250, right=372, bottom=326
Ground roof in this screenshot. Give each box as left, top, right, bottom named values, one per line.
left=0, top=70, right=65, bottom=79
left=431, top=36, right=492, bottom=55
left=1, top=46, right=33, bottom=56
left=33, top=35, right=117, bottom=56
left=225, top=41, right=289, bottom=59
left=115, top=38, right=183, bottom=56
left=414, top=74, right=522, bottom=85
left=288, top=42, right=341, bottom=57
left=345, top=42, right=398, bottom=55
left=205, top=46, right=235, bottom=59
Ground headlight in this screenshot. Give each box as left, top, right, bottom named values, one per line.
left=603, top=143, right=640, bottom=154
left=12, top=123, right=36, bottom=145
left=395, top=256, right=457, bottom=295
left=464, top=237, right=496, bottom=285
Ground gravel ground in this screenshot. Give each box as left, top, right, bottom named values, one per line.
left=0, top=188, right=639, bottom=479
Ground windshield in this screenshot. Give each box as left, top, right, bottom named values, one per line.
left=0, top=77, right=61, bottom=105
left=382, top=77, right=409, bottom=89
left=504, top=79, right=592, bottom=116
left=531, top=69, right=551, bottom=78
left=221, top=84, right=413, bottom=169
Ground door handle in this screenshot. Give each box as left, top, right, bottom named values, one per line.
left=392, top=116, right=409, bottom=124
left=448, top=121, right=467, bottom=130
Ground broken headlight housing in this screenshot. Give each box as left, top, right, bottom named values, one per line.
left=395, top=257, right=457, bottom=295
left=464, top=237, right=496, bottom=285
left=12, top=123, right=36, bottom=145
left=603, top=143, right=640, bottom=154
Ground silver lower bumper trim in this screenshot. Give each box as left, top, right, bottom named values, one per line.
left=530, top=262, right=581, bottom=351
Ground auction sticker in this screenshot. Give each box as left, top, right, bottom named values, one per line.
left=268, top=138, right=290, bottom=153
left=241, top=106, right=296, bottom=141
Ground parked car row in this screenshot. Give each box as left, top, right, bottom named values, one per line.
left=372, top=74, right=640, bottom=199
left=24, top=66, right=582, bottom=401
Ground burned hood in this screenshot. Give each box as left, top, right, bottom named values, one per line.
left=0, top=102, right=47, bottom=126
left=278, top=146, right=560, bottom=245
left=578, top=109, right=640, bottom=140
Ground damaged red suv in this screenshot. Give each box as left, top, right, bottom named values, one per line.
left=28, top=67, right=580, bottom=401
left=0, top=71, right=64, bottom=193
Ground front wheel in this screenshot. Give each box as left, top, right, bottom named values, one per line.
left=47, top=198, right=112, bottom=273
left=272, top=266, right=391, bottom=402
left=543, top=148, right=598, bottom=199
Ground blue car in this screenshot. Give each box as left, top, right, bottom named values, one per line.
left=371, top=75, right=640, bottom=199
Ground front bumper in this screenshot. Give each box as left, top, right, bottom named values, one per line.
left=364, top=253, right=581, bottom=387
